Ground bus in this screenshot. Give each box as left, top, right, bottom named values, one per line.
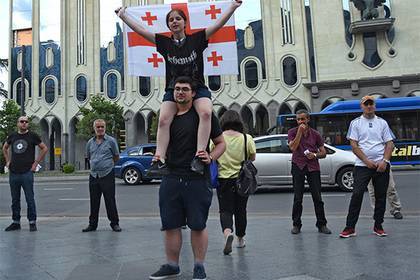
left=277, top=96, right=420, bottom=165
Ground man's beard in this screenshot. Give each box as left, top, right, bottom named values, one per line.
left=176, top=98, right=190, bottom=104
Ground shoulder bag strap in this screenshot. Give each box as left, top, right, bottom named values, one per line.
left=243, top=133, right=248, bottom=161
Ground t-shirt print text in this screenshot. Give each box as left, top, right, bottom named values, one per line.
left=369, top=122, right=373, bottom=128
left=168, top=50, right=198, bottom=65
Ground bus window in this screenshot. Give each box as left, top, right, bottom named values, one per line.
left=380, top=111, right=419, bottom=142
left=314, top=115, right=350, bottom=146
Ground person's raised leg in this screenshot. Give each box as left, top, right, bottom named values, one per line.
left=191, top=97, right=212, bottom=175
left=148, top=101, right=177, bottom=176
left=155, top=101, right=177, bottom=160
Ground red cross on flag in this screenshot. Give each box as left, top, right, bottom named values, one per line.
left=124, top=1, right=238, bottom=77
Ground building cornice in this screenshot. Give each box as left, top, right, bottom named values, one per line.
left=303, top=74, right=420, bottom=90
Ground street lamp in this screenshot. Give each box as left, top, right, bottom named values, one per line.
left=20, top=45, right=25, bottom=115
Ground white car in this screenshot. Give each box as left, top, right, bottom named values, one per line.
left=253, top=134, right=356, bottom=191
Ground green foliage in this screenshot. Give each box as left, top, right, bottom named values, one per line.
left=0, top=100, right=21, bottom=142
left=62, top=163, right=75, bottom=174
left=76, top=95, right=124, bottom=141
left=0, top=100, right=22, bottom=172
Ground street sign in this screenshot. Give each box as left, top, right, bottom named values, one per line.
left=54, top=148, right=62, bottom=155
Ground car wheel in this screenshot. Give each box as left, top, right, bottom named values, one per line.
left=123, top=167, right=141, bottom=185
left=337, top=166, right=354, bottom=192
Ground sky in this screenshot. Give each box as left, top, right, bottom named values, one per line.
left=0, top=0, right=9, bottom=101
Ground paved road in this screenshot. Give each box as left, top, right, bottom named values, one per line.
left=1, top=170, right=419, bottom=218
left=0, top=171, right=419, bottom=280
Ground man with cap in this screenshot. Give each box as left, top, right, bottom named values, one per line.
left=340, top=96, right=395, bottom=238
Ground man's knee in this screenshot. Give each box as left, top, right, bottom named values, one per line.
left=158, top=115, right=172, bottom=128
left=198, top=109, right=211, bottom=121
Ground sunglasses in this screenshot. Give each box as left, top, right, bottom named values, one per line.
left=363, top=101, right=374, bottom=106
left=19, top=120, right=29, bottom=123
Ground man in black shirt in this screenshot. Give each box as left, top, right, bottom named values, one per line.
left=2, top=116, right=48, bottom=232
left=149, top=76, right=225, bottom=280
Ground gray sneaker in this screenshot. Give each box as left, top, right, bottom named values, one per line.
left=223, top=233, right=234, bottom=255
left=149, top=264, right=180, bottom=279
left=192, top=264, right=206, bottom=280
left=393, top=212, right=403, bottom=219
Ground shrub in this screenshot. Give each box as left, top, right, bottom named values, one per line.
left=62, top=164, right=75, bottom=174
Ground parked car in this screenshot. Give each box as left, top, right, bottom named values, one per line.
left=253, top=134, right=356, bottom=191
left=114, top=144, right=161, bottom=185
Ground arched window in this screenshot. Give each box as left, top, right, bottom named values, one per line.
left=45, top=78, right=55, bottom=104
left=106, top=73, right=118, bottom=99
left=208, top=75, right=221, bottom=91
left=282, top=56, right=297, bottom=86
left=244, top=60, right=258, bottom=89
left=139, top=76, right=150, bottom=97
left=16, top=81, right=24, bottom=106
left=76, top=76, right=87, bottom=102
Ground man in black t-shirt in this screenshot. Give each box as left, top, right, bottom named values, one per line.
left=149, top=76, right=225, bottom=280
left=2, top=116, right=48, bottom=232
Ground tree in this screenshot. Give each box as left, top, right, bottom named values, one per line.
left=76, top=95, right=125, bottom=141
left=148, top=112, right=159, bottom=142
left=0, top=58, right=8, bottom=98
left=0, top=100, right=22, bottom=172
left=0, top=100, right=21, bottom=142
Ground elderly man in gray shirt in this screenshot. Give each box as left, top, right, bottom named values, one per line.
left=82, top=119, right=121, bottom=232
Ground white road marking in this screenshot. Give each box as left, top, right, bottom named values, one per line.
left=59, top=198, right=90, bottom=201
left=43, top=188, right=74, bottom=191
left=304, top=194, right=345, bottom=197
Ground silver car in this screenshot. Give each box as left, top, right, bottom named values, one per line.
left=253, top=134, right=356, bottom=191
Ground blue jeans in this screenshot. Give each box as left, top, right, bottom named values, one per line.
left=9, top=171, right=37, bottom=223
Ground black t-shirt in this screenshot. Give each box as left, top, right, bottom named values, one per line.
left=166, top=107, right=222, bottom=177
left=6, top=131, right=42, bottom=173
left=156, top=30, right=208, bottom=90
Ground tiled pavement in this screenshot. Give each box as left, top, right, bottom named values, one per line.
left=1, top=215, right=419, bottom=280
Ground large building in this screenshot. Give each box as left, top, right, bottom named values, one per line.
left=7, top=0, right=420, bottom=170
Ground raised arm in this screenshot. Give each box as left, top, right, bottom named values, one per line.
left=205, top=0, right=242, bottom=40
left=288, top=125, right=305, bottom=152
left=115, top=7, right=156, bottom=44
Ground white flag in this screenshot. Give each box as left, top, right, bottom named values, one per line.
left=124, top=1, right=238, bottom=77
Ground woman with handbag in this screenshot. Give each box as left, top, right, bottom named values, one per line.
left=212, top=110, right=256, bottom=255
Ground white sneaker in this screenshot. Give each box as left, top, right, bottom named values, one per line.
left=236, top=237, right=246, bottom=248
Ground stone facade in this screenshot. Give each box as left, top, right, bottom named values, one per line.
left=7, top=0, right=420, bottom=170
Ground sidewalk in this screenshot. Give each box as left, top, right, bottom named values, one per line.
left=1, top=215, right=419, bottom=280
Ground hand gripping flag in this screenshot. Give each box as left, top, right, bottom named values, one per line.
left=124, top=1, right=238, bottom=76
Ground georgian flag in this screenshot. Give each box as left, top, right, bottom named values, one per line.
left=124, top=1, right=238, bottom=76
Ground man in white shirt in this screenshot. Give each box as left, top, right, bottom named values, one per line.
left=340, top=95, right=394, bottom=238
